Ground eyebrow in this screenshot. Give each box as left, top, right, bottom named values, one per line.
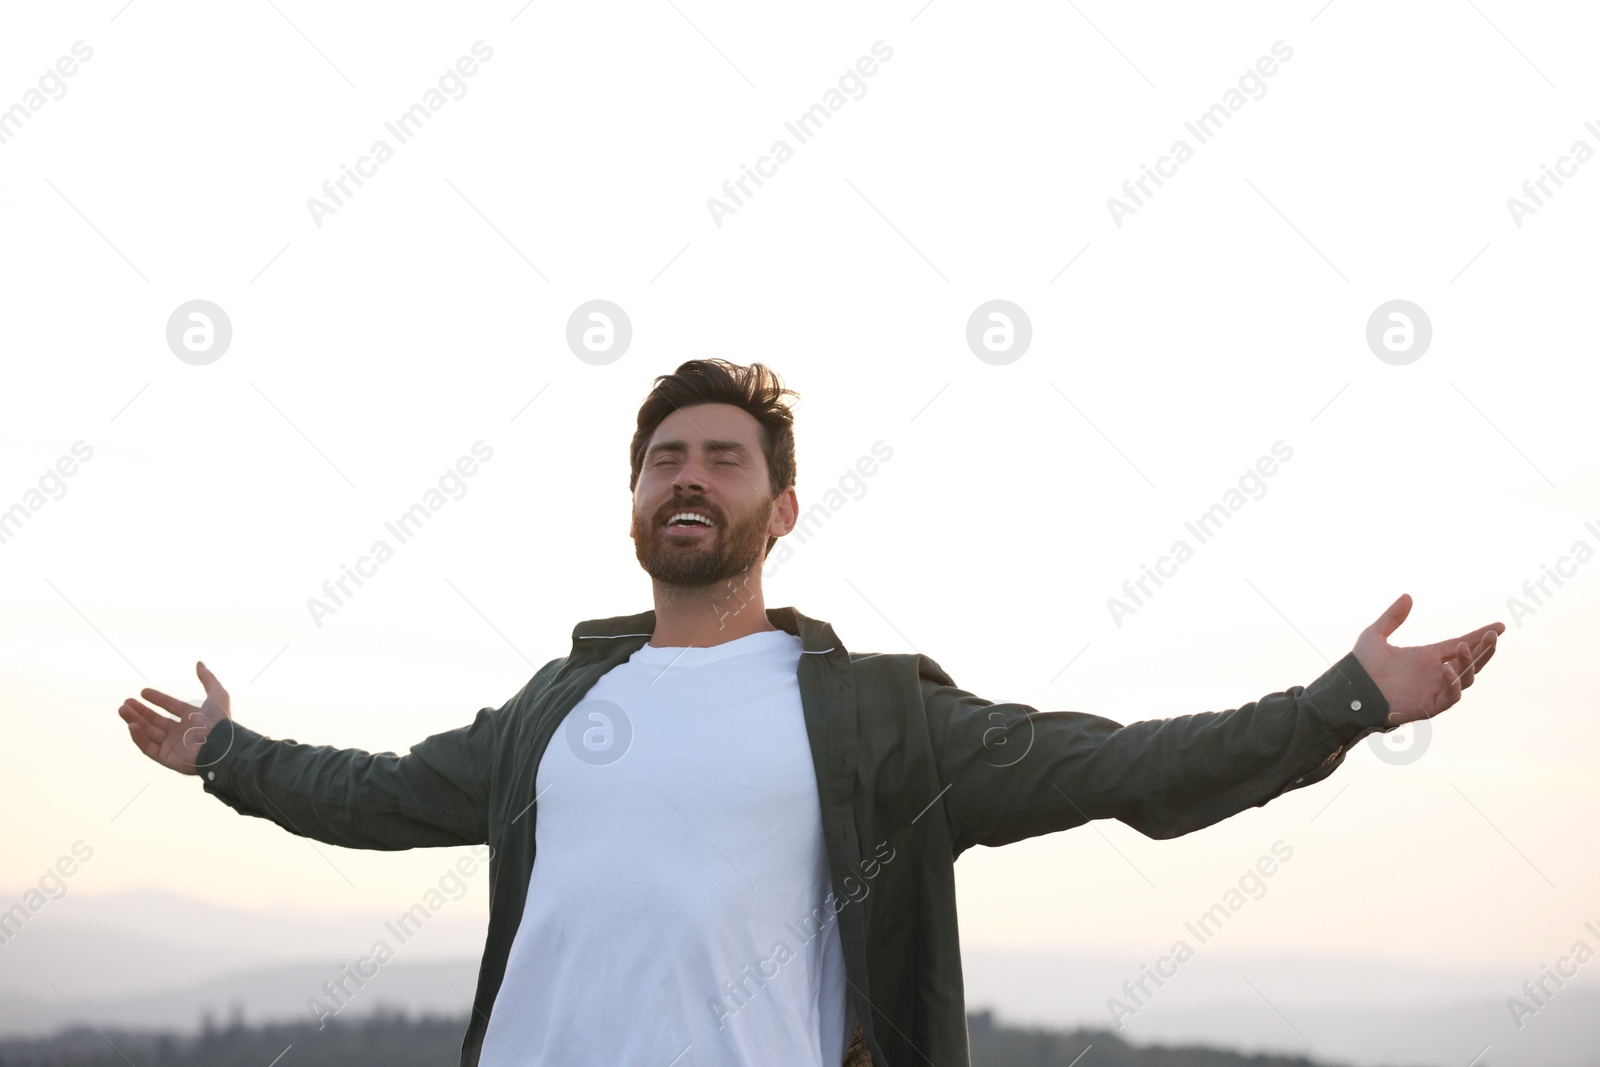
left=644, top=438, right=751, bottom=459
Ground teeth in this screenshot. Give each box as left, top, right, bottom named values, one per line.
left=667, top=511, right=715, bottom=527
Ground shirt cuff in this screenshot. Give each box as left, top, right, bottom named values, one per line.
left=1268, top=651, right=1393, bottom=796
left=195, top=718, right=264, bottom=796
left=1305, top=650, right=1392, bottom=743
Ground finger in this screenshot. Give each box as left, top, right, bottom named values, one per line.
left=140, top=686, right=195, bottom=717
left=1434, top=659, right=1463, bottom=716
left=122, top=712, right=170, bottom=755
left=196, top=660, right=225, bottom=698
left=125, top=720, right=161, bottom=761
left=1433, top=632, right=1497, bottom=700
left=1470, top=630, right=1499, bottom=674
left=123, top=697, right=176, bottom=733
left=1454, top=631, right=1498, bottom=689
left=1368, top=593, right=1413, bottom=640
left=1450, top=640, right=1476, bottom=689
left=122, top=698, right=177, bottom=732
left=1431, top=622, right=1505, bottom=658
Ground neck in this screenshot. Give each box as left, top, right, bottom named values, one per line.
left=650, top=565, right=776, bottom=647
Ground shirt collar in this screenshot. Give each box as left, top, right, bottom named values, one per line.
left=570, top=604, right=841, bottom=656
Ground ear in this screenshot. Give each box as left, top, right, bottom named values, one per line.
left=770, top=485, right=799, bottom=538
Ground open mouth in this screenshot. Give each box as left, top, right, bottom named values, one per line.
left=663, top=510, right=717, bottom=535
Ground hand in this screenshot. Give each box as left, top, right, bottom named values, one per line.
left=117, top=661, right=233, bottom=775
left=1352, top=594, right=1504, bottom=727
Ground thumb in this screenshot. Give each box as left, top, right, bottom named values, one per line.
left=1369, top=593, right=1412, bottom=640
left=196, top=660, right=224, bottom=698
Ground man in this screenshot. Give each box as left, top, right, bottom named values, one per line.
left=118, top=359, right=1503, bottom=1067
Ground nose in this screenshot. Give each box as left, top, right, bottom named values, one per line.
left=672, top=459, right=709, bottom=493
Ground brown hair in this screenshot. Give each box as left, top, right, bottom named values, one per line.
left=630, top=359, right=799, bottom=555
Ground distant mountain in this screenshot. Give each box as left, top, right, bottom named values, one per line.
left=0, top=1008, right=1413, bottom=1067
left=5, top=890, right=1597, bottom=1066
left=4, top=954, right=1595, bottom=1067
left=960, top=946, right=1600, bottom=1067
left=0, top=959, right=481, bottom=1038
left=0, top=887, right=488, bottom=999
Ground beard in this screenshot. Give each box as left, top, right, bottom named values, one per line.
left=631, top=495, right=770, bottom=588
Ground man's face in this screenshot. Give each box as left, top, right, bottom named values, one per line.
left=631, top=403, right=792, bottom=588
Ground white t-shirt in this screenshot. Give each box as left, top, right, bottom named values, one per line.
left=480, top=628, right=857, bottom=1066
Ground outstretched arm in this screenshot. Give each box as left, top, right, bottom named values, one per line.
left=118, top=662, right=509, bottom=851
left=925, top=595, right=1502, bottom=854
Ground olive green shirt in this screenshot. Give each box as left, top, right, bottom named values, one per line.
left=198, top=604, right=1392, bottom=1066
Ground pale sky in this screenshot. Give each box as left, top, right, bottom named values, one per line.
left=2, top=0, right=1597, bottom=1001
